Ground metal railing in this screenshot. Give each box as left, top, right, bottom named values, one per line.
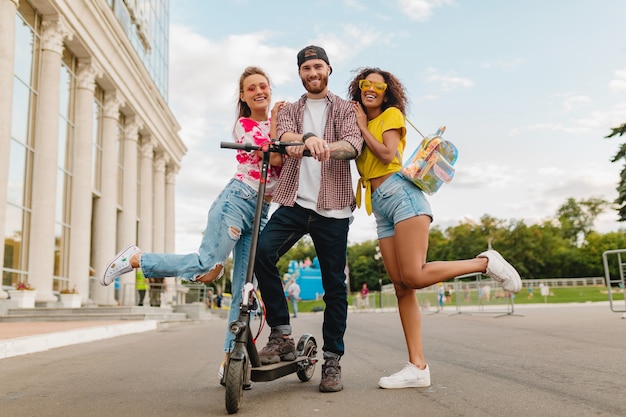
left=602, top=249, right=626, bottom=313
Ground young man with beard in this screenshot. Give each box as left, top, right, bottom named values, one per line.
left=254, top=45, right=363, bottom=392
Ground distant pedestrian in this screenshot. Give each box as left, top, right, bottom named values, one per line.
left=148, top=277, right=164, bottom=307
left=286, top=279, right=301, bottom=318
left=135, top=268, right=147, bottom=306
left=206, top=288, right=214, bottom=309
left=437, top=283, right=445, bottom=311
left=215, top=288, right=223, bottom=309
left=114, top=277, right=120, bottom=305
left=360, top=283, right=370, bottom=308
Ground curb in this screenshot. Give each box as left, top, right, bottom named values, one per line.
left=0, top=320, right=159, bottom=359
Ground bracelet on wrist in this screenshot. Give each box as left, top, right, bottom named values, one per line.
left=302, top=132, right=315, bottom=143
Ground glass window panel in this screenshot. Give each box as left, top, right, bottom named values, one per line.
left=108, top=0, right=168, bottom=99
left=14, top=14, right=35, bottom=85
left=64, top=173, right=72, bottom=222
left=4, top=204, right=24, bottom=272
left=53, top=222, right=63, bottom=276
left=58, top=119, right=68, bottom=169
left=11, top=78, right=31, bottom=145
left=3, top=271, right=30, bottom=289
left=55, top=169, right=64, bottom=223
left=59, top=65, right=71, bottom=119
left=7, top=140, right=26, bottom=205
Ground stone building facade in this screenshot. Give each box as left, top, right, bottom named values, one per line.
left=0, top=0, right=186, bottom=306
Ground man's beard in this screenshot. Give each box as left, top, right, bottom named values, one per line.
left=302, top=74, right=328, bottom=94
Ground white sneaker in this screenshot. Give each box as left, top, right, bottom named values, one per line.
left=378, top=362, right=431, bottom=389
left=101, top=244, right=141, bottom=286
left=477, top=249, right=522, bottom=293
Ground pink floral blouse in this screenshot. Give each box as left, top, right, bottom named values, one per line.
left=233, top=117, right=281, bottom=196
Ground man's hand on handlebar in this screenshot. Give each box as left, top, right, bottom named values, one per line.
left=287, top=135, right=330, bottom=161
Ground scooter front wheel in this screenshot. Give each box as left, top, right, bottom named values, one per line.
left=225, top=359, right=247, bottom=414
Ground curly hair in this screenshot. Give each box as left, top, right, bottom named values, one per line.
left=237, top=66, right=271, bottom=118
left=347, top=67, right=408, bottom=116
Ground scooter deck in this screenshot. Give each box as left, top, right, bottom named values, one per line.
left=250, top=356, right=313, bottom=382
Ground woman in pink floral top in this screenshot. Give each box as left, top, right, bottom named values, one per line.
left=102, top=67, right=284, bottom=373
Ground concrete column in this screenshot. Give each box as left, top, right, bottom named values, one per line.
left=137, top=137, right=154, bottom=253
left=165, top=166, right=177, bottom=254
left=68, top=60, right=101, bottom=304
left=91, top=90, right=124, bottom=305
left=152, top=151, right=166, bottom=253
left=164, top=165, right=178, bottom=299
left=0, top=0, right=19, bottom=299
left=28, top=16, right=72, bottom=302
left=116, top=116, right=141, bottom=305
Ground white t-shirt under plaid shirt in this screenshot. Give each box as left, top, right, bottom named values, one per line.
left=274, top=91, right=363, bottom=213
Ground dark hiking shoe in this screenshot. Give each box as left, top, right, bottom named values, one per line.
left=259, top=330, right=296, bottom=365
left=319, top=357, right=343, bottom=392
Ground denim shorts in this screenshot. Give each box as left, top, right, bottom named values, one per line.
left=372, top=173, right=433, bottom=239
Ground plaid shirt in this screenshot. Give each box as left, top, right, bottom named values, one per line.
left=275, top=91, right=364, bottom=211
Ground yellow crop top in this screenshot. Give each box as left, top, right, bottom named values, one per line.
left=356, top=107, right=407, bottom=215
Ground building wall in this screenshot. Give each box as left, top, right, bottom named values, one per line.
left=0, top=0, right=186, bottom=306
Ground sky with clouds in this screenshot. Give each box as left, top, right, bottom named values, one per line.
left=167, top=0, right=626, bottom=254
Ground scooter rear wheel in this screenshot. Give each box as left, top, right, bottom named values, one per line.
left=296, top=338, right=317, bottom=382
left=225, top=359, right=246, bottom=414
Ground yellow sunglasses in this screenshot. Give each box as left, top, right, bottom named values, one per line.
left=359, top=79, right=388, bottom=93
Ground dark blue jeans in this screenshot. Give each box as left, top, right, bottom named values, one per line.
left=255, top=204, right=350, bottom=357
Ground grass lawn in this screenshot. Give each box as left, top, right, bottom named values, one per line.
left=287, top=286, right=624, bottom=314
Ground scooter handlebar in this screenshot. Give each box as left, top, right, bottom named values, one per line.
left=220, top=141, right=311, bottom=156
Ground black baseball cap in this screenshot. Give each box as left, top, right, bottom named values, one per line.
left=297, top=45, right=332, bottom=74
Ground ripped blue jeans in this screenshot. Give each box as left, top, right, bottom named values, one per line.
left=140, top=178, right=268, bottom=281
left=139, top=179, right=269, bottom=352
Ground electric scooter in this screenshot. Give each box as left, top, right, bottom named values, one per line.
left=219, top=141, right=318, bottom=414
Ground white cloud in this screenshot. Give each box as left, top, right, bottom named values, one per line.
left=526, top=122, right=587, bottom=134
left=609, top=69, right=626, bottom=92
left=512, top=102, right=626, bottom=136
left=424, top=67, right=474, bottom=92
left=397, top=0, right=455, bottom=22
left=169, top=26, right=295, bottom=113
left=344, top=0, right=367, bottom=12
left=454, top=163, right=523, bottom=189
left=561, top=94, right=590, bottom=112
left=479, top=58, right=526, bottom=72
left=307, top=24, right=392, bottom=68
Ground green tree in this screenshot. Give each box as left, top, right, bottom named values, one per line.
left=426, top=226, right=448, bottom=261
left=346, top=240, right=386, bottom=292
left=605, top=122, right=626, bottom=220
left=276, top=236, right=317, bottom=276
left=556, top=197, right=609, bottom=245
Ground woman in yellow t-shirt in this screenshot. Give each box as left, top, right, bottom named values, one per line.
left=349, top=67, right=522, bottom=390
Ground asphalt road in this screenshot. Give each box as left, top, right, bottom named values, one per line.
left=1, top=303, right=624, bottom=417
